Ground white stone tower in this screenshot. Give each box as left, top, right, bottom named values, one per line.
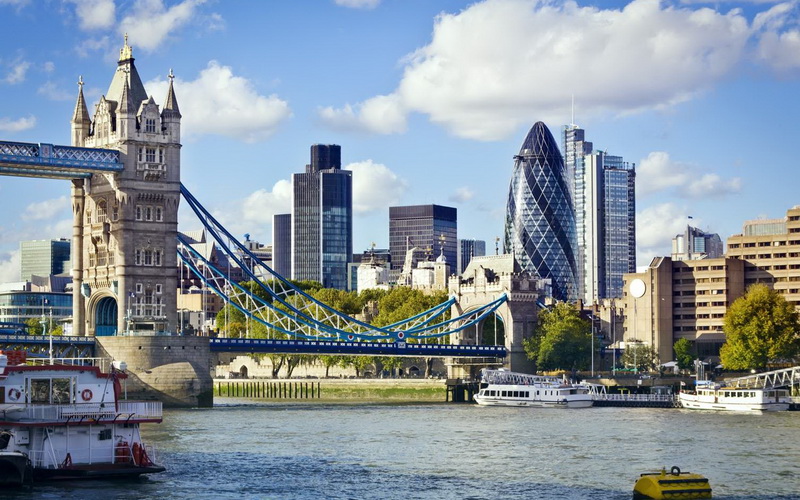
left=70, top=36, right=181, bottom=336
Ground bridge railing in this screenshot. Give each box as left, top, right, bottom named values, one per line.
left=0, top=140, right=122, bottom=172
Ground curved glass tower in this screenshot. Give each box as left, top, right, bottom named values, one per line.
left=504, top=121, right=578, bottom=301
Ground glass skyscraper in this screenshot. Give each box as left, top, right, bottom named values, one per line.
left=504, top=122, right=578, bottom=301
left=20, top=239, right=71, bottom=282
left=292, top=144, right=352, bottom=290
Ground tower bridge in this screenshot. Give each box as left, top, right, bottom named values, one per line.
left=0, top=38, right=544, bottom=404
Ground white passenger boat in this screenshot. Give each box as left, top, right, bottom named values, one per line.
left=474, top=369, right=593, bottom=408
left=0, top=351, right=165, bottom=485
left=679, top=381, right=790, bottom=412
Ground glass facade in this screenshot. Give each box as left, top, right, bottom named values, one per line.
left=504, top=122, right=578, bottom=301
left=458, top=239, right=486, bottom=274
left=20, top=239, right=71, bottom=282
left=0, top=292, right=72, bottom=327
left=291, top=145, right=352, bottom=290
left=271, top=213, right=292, bottom=279
left=389, top=205, right=457, bottom=282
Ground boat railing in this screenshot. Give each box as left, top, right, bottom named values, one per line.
left=0, top=401, right=162, bottom=422
left=592, top=393, right=675, bottom=403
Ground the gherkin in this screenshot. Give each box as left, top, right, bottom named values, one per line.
left=504, top=121, right=578, bottom=301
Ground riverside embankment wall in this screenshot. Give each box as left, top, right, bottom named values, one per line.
left=96, top=336, right=213, bottom=408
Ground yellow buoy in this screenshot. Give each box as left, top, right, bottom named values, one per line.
left=633, top=466, right=712, bottom=499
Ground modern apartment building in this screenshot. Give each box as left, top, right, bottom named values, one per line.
left=291, top=144, right=352, bottom=289
left=621, top=206, right=800, bottom=363
left=389, top=204, right=457, bottom=284
left=504, top=121, right=578, bottom=301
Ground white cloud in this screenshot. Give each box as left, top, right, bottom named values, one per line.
left=637, top=151, right=741, bottom=199
left=4, top=60, right=30, bottom=84
left=334, top=0, right=381, bottom=10
left=240, top=180, right=292, bottom=225
left=319, top=94, right=406, bottom=134
left=37, top=82, right=72, bottom=101
left=636, top=202, right=693, bottom=265
left=146, top=61, right=292, bottom=142
left=68, top=0, right=116, bottom=30
left=21, top=196, right=71, bottom=221
left=449, top=187, right=475, bottom=203
left=43, top=61, right=55, bottom=73
left=75, top=36, right=112, bottom=59
left=120, top=0, right=207, bottom=52
left=0, top=250, right=20, bottom=284
left=0, top=115, right=36, bottom=132
left=322, top=0, right=753, bottom=140
left=346, top=160, right=408, bottom=214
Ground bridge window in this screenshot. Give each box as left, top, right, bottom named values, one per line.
left=144, top=250, right=153, bottom=266
left=145, top=119, right=156, bottom=133
left=146, top=148, right=156, bottom=163
left=145, top=206, right=153, bottom=221
left=155, top=207, right=163, bottom=222
left=135, top=206, right=142, bottom=221
left=96, top=200, right=106, bottom=222
left=154, top=250, right=162, bottom=266
left=155, top=284, right=162, bottom=294
left=138, top=147, right=144, bottom=162
left=112, top=204, right=119, bottom=221
left=136, top=283, right=143, bottom=293
left=158, top=148, right=164, bottom=163
left=135, top=249, right=142, bottom=265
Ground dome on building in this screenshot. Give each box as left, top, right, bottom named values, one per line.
left=503, top=121, right=578, bottom=301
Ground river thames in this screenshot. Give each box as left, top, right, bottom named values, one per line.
left=7, top=400, right=800, bottom=499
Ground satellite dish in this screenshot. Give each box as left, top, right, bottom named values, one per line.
left=630, top=278, right=646, bottom=298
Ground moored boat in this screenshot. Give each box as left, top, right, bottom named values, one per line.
left=474, top=369, right=593, bottom=408
left=0, top=351, right=165, bottom=485
left=678, top=381, right=790, bottom=412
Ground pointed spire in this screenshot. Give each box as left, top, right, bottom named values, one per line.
left=72, top=75, right=90, bottom=124
left=119, top=73, right=135, bottom=114
left=162, top=68, right=181, bottom=118
left=119, top=33, right=133, bottom=62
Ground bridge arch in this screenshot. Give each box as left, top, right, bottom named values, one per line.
left=91, top=293, right=118, bottom=336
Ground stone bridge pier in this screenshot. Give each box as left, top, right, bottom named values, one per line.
left=447, top=255, right=541, bottom=380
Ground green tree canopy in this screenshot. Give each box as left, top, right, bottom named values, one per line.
left=523, top=302, right=591, bottom=371
left=720, top=284, right=800, bottom=371
left=620, top=342, right=657, bottom=372
left=673, top=338, right=694, bottom=371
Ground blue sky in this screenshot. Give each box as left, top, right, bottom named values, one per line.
left=1, top=0, right=799, bottom=282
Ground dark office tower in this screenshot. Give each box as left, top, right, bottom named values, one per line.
left=504, top=121, right=578, bottom=301
left=292, top=144, right=352, bottom=290
left=389, top=205, right=457, bottom=283
left=458, top=239, right=486, bottom=274
left=20, top=239, right=71, bottom=282
left=272, top=213, right=292, bottom=279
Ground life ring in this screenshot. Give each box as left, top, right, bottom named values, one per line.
left=81, top=389, right=93, bottom=401
left=671, top=466, right=681, bottom=476
left=7, top=388, right=20, bottom=402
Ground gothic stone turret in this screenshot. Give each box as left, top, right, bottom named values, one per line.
left=69, top=36, right=181, bottom=337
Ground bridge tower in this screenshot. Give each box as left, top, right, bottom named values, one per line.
left=448, top=254, right=540, bottom=379
left=70, top=37, right=181, bottom=336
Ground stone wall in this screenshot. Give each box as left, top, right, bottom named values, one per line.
left=95, top=336, right=212, bottom=407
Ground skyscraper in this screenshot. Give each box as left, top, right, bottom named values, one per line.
left=577, top=151, right=636, bottom=302
left=272, top=213, right=292, bottom=279
left=20, top=239, right=71, bottom=282
left=458, top=239, right=486, bottom=274
left=504, top=121, right=578, bottom=301
left=291, top=144, right=352, bottom=289
left=389, top=205, right=457, bottom=284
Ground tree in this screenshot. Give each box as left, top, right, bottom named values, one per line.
left=720, top=284, right=800, bottom=371
left=523, top=302, right=591, bottom=371
left=673, top=338, right=694, bottom=371
left=620, top=342, right=657, bottom=372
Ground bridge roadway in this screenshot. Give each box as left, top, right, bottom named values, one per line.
left=0, top=334, right=506, bottom=358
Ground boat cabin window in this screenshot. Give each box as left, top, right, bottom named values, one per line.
left=28, top=377, right=75, bottom=404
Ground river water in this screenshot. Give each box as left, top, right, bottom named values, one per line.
left=6, top=400, right=800, bottom=499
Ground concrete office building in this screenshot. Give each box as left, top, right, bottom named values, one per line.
left=292, top=145, right=352, bottom=290
left=272, top=214, right=291, bottom=279
left=621, top=206, right=800, bottom=363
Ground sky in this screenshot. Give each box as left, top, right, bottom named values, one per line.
left=0, top=0, right=799, bottom=283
